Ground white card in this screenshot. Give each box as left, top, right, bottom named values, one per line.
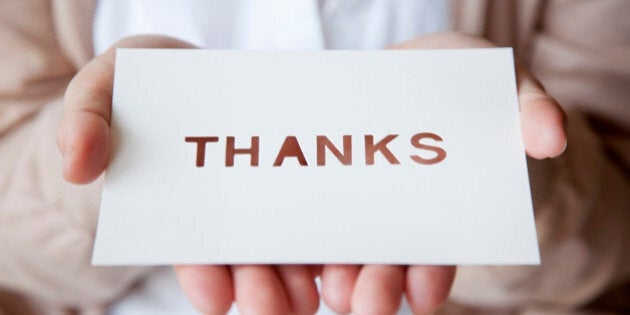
left=93, top=48, right=539, bottom=265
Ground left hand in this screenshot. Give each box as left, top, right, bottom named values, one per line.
left=318, top=32, right=567, bottom=315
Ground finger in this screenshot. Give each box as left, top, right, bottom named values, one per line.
left=232, top=265, right=290, bottom=315
left=275, top=265, right=320, bottom=314
left=321, top=265, right=361, bottom=314
left=516, top=65, right=567, bottom=159
left=389, top=31, right=495, bottom=50
left=389, top=32, right=567, bottom=159
left=59, top=56, right=114, bottom=183
left=174, top=265, right=234, bottom=315
left=405, top=265, right=456, bottom=315
left=58, top=35, right=195, bottom=183
left=311, top=264, right=323, bottom=278
left=351, top=265, right=406, bottom=315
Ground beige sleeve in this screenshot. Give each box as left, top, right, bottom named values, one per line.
left=0, top=0, right=150, bottom=309
left=450, top=0, right=630, bottom=310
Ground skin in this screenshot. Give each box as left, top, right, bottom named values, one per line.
left=58, top=32, right=566, bottom=314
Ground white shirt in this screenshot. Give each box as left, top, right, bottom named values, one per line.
left=94, top=1, right=450, bottom=314
left=94, top=0, right=450, bottom=52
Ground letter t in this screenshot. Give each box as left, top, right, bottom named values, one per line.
left=185, top=136, right=219, bottom=167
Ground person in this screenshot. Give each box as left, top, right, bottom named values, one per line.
left=1, top=0, right=628, bottom=314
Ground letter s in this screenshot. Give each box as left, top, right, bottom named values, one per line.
left=410, top=133, right=446, bottom=165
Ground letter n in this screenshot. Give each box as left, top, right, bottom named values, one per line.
left=316, top=135, right=352, bottom=166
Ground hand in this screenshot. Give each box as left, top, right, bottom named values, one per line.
left=59, top=35, right=320, bottom=315
left=318, top=32, right=567, bottom=315
left=59, top=32, right=566, bottom=314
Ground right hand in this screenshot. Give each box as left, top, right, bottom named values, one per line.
left=58, top=35, right=196, bottom=183
left=58, top=35, right=321, bottom=315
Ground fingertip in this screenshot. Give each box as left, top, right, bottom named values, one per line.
left=321, top=265, right=360, bottom=314
left=351, top=265, right=405, bottom=315
left=174, top=265, right=234, bottom=315
left=232, top=265, right=290, bottom=315
left=61, top=113, right=110, bottom=184
left=109, top=35, right=197, bottom=52
left=275, top=265, right=320, bottom=315
left=521, top=97, right=567, bottom=159
left=405, top=266, right=456, bottom=315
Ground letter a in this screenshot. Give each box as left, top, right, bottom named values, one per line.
left=273, top=136, right=308, bottom=166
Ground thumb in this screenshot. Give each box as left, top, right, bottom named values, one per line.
left=516, top=64, right=567, bottom=159
left=58, top=35, right=196, bottom=183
